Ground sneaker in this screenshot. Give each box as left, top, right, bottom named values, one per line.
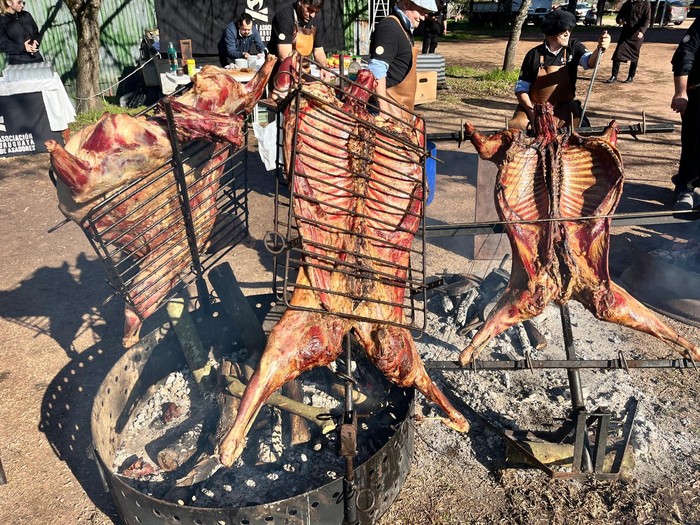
left=674, top=191, right=695, bottom=211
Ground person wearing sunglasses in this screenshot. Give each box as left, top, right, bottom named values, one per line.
left=0, top=0, right=43, bottom=64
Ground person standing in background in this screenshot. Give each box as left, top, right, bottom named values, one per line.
left=268, top=0, right=327, bottom=66
left=603, top=0, right=651, bottom=84
left=421, top=0, right=446, bottom=54
left=367, top=0, right=437, bottom=120
left=670, top=18, right=700, bottom=211
left=221, top=13, right=265, bottom=66
left=0, top=0, right=43, bottom=64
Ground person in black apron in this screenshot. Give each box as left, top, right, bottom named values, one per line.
left=670, top=18, right=700, bottom=211
left=603, top=0, right=651, bottom=84
left=509, top=9, right=610, bottom=131
left=367, top=0, right=438, bottom=121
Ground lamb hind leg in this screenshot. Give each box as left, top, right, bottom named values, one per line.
left=357, top=324, right=470, bottom=433
left=581, top=283, right=700, bottom=361
left=459, top=285, right=549, bottom=366
left=217, top=309, right=346, bottom=467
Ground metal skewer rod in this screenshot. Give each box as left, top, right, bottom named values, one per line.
left=580, top=46, right=605, bottom=126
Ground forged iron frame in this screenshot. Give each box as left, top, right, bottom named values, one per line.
left=77, top=98, right=251, bottom=323
left=265, top=56, right=430, bottom=333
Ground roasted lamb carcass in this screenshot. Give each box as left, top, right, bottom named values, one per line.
left=217, top=66, right=469, bottom=467
left=460, top=103, right=700, bottom=365
left=47, top=56, right=277, bottom=347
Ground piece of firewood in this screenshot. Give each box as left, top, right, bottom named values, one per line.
left=223, top=375, right=335, bottom=434
left=283, top=380, right=311, bottom=445
left=166, top=298, right=216, bottom=394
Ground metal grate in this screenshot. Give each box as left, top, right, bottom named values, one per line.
left=267, top=59, right=429, bottom=332
left=79, top=112, right=249, bottom=323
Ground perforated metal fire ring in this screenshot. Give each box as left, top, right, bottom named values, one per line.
left=91, top=304, right=415, bottom=525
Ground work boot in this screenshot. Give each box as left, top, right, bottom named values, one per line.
left=603, top=76, right=617, bottom=83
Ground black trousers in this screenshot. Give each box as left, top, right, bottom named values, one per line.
left=673, top=87, right=700, bottom=192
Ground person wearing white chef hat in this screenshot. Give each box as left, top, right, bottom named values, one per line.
left=367, top=0, right=438, bottom=120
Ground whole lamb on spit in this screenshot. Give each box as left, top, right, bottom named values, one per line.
left=217, top=59, right=470, bottom=467
left=461, top=102, right=700, bottom=365
left=46, top=55, right=277, bottom=347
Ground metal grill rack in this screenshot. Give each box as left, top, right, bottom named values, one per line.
left=79, top=101, right=250, bottom=321
left=265, top=58, right=430, bottom=332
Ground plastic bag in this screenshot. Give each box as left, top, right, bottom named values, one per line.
left=253, top=118, right=280, bottom=171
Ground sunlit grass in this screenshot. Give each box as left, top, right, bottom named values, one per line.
left=70, top=102, right=146, bottom=132
left=444, top=65, right=520, bottom=98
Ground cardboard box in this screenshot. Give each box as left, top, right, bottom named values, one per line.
left=414, top=70, right=437, bottom=105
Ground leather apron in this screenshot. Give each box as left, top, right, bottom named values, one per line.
left=509, top=51, right=581, bottom=130
left=384, top=16, right=418, bottom=122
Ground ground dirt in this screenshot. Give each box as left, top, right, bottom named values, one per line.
left=0, top=21, right=698, bottom=525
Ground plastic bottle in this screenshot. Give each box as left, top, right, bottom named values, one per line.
left=347, top=56, right=360, bottom=81
left=186, top=58, right=196, bottom=77
left=167, top=42, right=178, bottom=72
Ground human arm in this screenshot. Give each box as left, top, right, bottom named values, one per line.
left=585, top=31, right=610, bottom=68
left=252, top=27, right=265, bottom=55
left=670, top=19, right=700, bottom=114
left=671, top=75, right=689, bottom=115
left=634, top=1, right=651, bottom=38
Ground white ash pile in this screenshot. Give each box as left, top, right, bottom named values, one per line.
left=111, top=353, right=400, bottom=508
left=413, top=285, right=682, bottom=472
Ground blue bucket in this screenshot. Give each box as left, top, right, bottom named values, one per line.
left=425, top=141, right=437, bottom=205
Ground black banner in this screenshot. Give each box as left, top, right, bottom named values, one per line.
left=154, top=0, right=345, bottom=57
left=0, top=92, right=63, bottom=157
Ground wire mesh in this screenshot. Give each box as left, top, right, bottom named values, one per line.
left=269, top=58, right=429, bottom=331
left=79, top=129, right=249, bottom=321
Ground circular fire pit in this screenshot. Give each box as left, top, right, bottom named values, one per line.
left=91, top=303, right=415, bottom=524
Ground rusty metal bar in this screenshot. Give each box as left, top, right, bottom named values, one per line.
left=426, top=358, right=698, bottom=370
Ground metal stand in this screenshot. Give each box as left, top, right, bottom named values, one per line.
left=340, top=336, right=359, bottom=525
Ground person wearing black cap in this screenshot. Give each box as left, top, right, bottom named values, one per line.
left=509, top=8, right=610, bottom=130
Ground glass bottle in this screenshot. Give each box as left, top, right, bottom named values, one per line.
left=347, top=56, right=360, bottom=82
left=167, top=42, right=178, bottom=72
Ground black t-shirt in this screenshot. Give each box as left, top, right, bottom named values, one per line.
left=268, top=3, right=324, bottom=53
left=369, top=15, right=413, bottom=88
left=517, top=39, right=589, bottom=93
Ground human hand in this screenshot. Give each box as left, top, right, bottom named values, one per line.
left=24, top=39, right=38, bottom=54
left=598, top=30, right=611, bottom=51
left=671, top=95, right=688, bottom=115
left=243, top=52, right=249, bottom=59
left=637, top=31, right=644, bottom=39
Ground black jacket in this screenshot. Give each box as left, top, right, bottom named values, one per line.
left=0, top=11, right=43, bottom=64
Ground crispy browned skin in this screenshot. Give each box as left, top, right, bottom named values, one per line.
left=460, top=102, right=700, bottom=365
left=218, top=67, right=469, bottom=468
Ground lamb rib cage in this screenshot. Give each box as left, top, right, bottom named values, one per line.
left=78, top=121, right=250, bottom=323
left=270, top=62, right=429, bottom=331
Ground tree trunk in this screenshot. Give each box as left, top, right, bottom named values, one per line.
left=65, top=0, right=102, bottom=113
left=503, top=0, right=531, bottom=71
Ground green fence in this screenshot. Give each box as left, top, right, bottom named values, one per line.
left=1, top=0, right=157, bottom=102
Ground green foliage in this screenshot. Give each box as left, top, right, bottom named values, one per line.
left=70, top=102, right=145, bottom=132
left=444, top=65, right=520, bottom=98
